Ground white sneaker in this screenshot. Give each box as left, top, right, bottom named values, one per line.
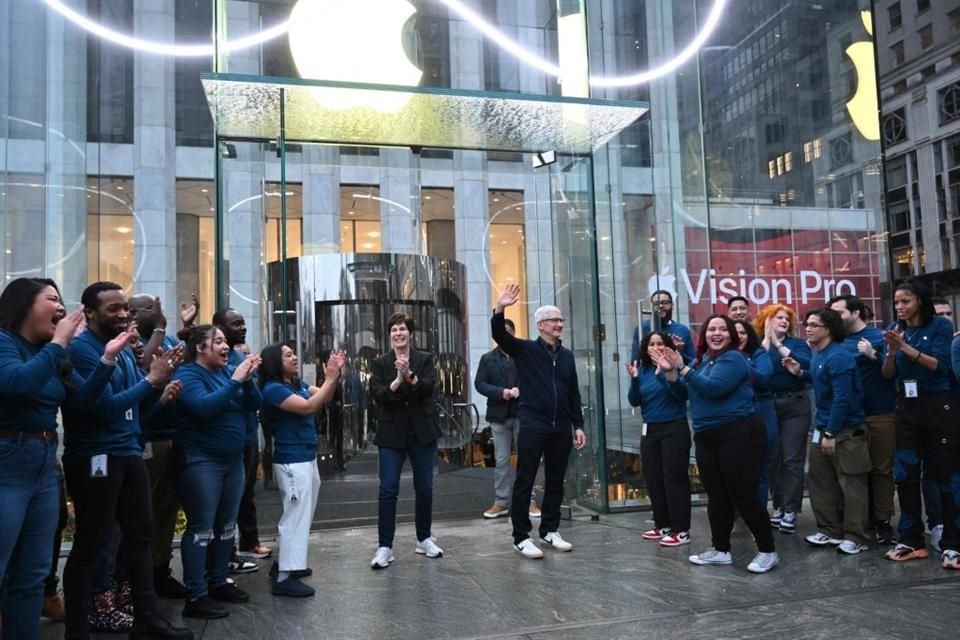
left=805, top=532, right=843, bottom=546
left=414, top=537, right=444, bottom=558
left=688, top=548, right=733, bottom=565
left=747, top=551, right=780, bottom=573
left=370, top=546, right=394, bottom=569
left=541, top=531, right=573, bottom=552
left=514, top=538, right=544, bottom=559
left=931, top=524, right=944, bottom=552
left=837, top=540, right=867, bottom=555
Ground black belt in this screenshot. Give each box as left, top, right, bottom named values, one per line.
left=773, top=390, right=806, bottom=399
left=0, top=429, right=58, bottom=441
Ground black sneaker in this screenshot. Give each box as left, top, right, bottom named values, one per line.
left=208, top=581, right=250, bottom=604
left=227, top=559, right=258, bottom=574
left=182, top=596, right=228, bottom=620
left=155, top=570, right=189, bottom=600
left=268, top=561, right=313, bottom=580
left=129, top=615, right=195, bottom=639
left=876, top=521, right=895, bottom=545
left=270, top=576, right=315, bottom=598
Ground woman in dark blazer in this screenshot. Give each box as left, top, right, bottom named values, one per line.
left=369, top=312, right=441, bottom=569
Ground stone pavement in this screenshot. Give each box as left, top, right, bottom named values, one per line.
left=41, top=506, right=960, bottom=640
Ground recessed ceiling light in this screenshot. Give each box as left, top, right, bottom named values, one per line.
left=493, top=198, right=500, bottom=202
left=116, top=185, right=124, bottom=190
left=367, top=231, right=381, bottom=238
left=347, top=211, right=355, bottom=215
left=115, top=226, right=131, bottom=234
left=361, top=242, right=375, bottom=249
left=425, top=195, right=432, bottom=200
left=201, top=188, right=209, bottom=193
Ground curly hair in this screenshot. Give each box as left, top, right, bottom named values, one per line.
left=752, top=304, right=799, bottom=338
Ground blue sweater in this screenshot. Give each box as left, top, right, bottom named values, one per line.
left=141, top=335, right=180, bottom=442
left=807, top=342, right=864, bottom=434
left=767, top=336, right=811, bottom=393
left=893, top=317, right=954, bottom=393
left=228, top=349, right=259, bottom=445
left=260, top=380, right=318, bottom=464
left=745, top=347, right=773, bottom=399
left=627, top=366, right=686, bottom=423
left=676, top=350, right=754, bottom=432
left=63, top=331, right=160, bottom=459
left=0, top=330, right=114, bottom=432
left=491, top=312, right=584, bottom=431
left=173, top=362, right=261, bottom=462
left=630, top=319, right=695, bottom=365
left=841, top=326, right=895, bottom=415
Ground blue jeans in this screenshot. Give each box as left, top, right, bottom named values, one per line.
left=377, top=439, right=437, bottom=547
left=176, top=452, right=244, bottom=600
left=0, top=435, right=59, bottom=640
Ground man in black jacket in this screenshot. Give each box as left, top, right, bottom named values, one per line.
left=492, top=284, right=587, bottom=559
left=475, top=319, right=541, bottom=520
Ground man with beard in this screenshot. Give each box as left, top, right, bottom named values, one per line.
left=128, top=294, right=188, bottom=598
left=212, top=308, right=273, bottom=565
left=62, top=281, right=191, bottom=640
left=630, top=290, right=695, bottom=366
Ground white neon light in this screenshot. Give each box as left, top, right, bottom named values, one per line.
left=43, top=0, right=289, bottom=57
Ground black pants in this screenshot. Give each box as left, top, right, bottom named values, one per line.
left=894, top=392, right=960, bottom=551
left=63, top=455, right=157, bottom=639
left=511, top=427, right=572, bottom=545
left=237, top=442, right=260, bottom=551
left=694, top=415, right=774, bottom=553
left=641, top=419, right=692, bottom=532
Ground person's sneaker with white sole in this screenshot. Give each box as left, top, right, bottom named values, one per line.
left=747, top=551, right=779, bottom=573
left=659, top=531, right=690, bottom=547
left=370, top=546, right=395, bottom=569
left=541, top=531, right=573, bottom=552
left=837, top=540, right=867, bottom=555
left=514, top=538, right=544, bottom=559
left=930, top=524, right=944, bottom=552
left=688, top=548, right=732, bottom=565
left=778, top=512, right=797, bottom=533
left=941, top=549, right=960, bottom=569
left=805, top=532, right=842, bottom=546
left=642, top=527, right=671, bottom=541
left=483, top=504, right=509, bottom=519
left=415, top=537, right=444, bottom=558
left=769, top=508, right=784, bottom=527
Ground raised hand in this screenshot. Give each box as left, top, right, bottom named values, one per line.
left=160, top=380, right=183, bottom=406
left=324, top=350, right=346, bottom=378
left=180, top=293, right=199, bottom=327
left=104, top=326, right=140, bottom=361
left=857, top=338, right=876, bottom=359
left=52, top=307, right=87, bottom=347
left=882, top=329, right=905, bottom=353
left=781, top=355, right=802, bottom=376
left=495, top=283, right=521, bottom=312
left=625, top=360, right=639, bottom=379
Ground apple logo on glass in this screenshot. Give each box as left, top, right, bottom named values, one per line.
left=844, top=10, right=880, bottom=142
left=647, top=267, right=679, bottom=300
left=288, top=0, right=423, bottom=111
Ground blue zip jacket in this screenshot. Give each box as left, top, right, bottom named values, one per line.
left=806, top=342, right=864, bottom=434
left=141, top=334, right=180, bottom=442
left=841, top=326, right=895, bottom=415
left=627, top=365, right=686, bottom=423
left=62, top=330, right=160, bottom=459
left=892, top=317, right=954, bottom=393
left=0, top=330, right=115, bottom=432
left=630, top=320, right=695, bottom=366
left=260, top=380, right=317, bottom=465
left=228, top=349, right=259, bottom=445
left=491, top=312, right=584, bottom=431
left=173, top=362, right=262, bottom=461
left=767, top=336, right=811, bottom=393
left=745, top=347, right=773, bottom=399
left=674, top=350, right=754, bottom=432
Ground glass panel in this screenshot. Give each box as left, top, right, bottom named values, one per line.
left=201, top=74, right=647, bottom=153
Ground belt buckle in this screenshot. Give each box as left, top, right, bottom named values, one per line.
left=41, top=430, right=56, bottom=442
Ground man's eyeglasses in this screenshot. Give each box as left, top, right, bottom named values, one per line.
left=803, top=322, right=825, bottom=329
left=652, top=300, right=673, bottom=307
left=539, top=317, right=564, bottom=324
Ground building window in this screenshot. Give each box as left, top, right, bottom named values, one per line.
left=940, top=82, right=960, bottom=126
left=919, top=25, right=933, bottom=50
left=830, top=134, right=852, bottom=170
left=86, top=0, right=134, bottom=144
left=883, top=109, right=908, bottom=145
left=917, top=0, right=930, bottom=14
left=951, top=8, right=960, bottom=34
left=888, top=2, right=902, bottom=30
left=891, top=41, right=905, bottom=66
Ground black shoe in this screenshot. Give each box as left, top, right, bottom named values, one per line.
left=208, top=581, right=250, bottom=604
left=182, top=596, right=228, bottom=620
left=268, top=561, right=313, bottom=580
left=129, top=615, right=195, bottom=639
left=270, top=576, right=315, bottom=598
left=154, top=571, right=189, bottom=600
left=227, top=558, right=258, bottom=574
left=876, top=521, right=896, bottom=545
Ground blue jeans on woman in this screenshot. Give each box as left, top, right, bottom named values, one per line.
left=0, top=435, right=60, bottom=640
left=377, top=438, right=437, bottom=547
left=176, top=452, right=244, bottom=601
left=755, top=395, right=778, bottom=507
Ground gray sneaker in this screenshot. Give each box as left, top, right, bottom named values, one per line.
left=837, top=540, right=867, bottom=555
left=747, top=551, right=779, bottom=573
left=688, top=548, right=733, bottom=565
left=370, top=546, right=395, bottom=570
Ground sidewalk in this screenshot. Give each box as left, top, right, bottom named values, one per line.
left=42, top=506, right=960, bottom=639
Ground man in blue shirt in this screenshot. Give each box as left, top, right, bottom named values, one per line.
left=830, top=295, right=897, bottom=545
left=630, top=290, right=695, bottom=365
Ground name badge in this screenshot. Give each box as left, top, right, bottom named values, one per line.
left=904, top=380, right=919, bottom=398
left=142, top=442, right=153, bottom=460
left=125, top=408, right=134, bottom=421
left=90, top=454, right=108, bottom=478
left=811, top=430, right=821, bottom=445
left=642, top=423, right=648, bottom=437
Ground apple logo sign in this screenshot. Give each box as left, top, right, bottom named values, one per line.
left=288, top=0, right=424, bottom=111
left=647, top=266, right=678, bottom=300
left=844, top=10, right=880, bottom=142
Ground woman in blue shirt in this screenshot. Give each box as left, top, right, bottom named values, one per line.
left=880, top=278, right=960, bottom=568
left=734, top=319, right=777, bottom=507
left=654, top=314, right=778, bottom=574
left=259, top=344, right=344, bottom=597
left=626, top=331, right=690, bottom=547
left=0, top=278, right=131, bottom=639
left=173, top=325, right=261, bottom=619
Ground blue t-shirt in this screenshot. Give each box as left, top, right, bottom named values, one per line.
left=631, top=319, right=696, bottom=365
left=808, top=342, right=864, bottom=434
left=745, top=347, right=773, bottom=399
left=229, top=349, right=260, bottom=445
left=626, top=366, right=686, bottom=424
left=767, top=336, right=811, bottom=393
left=260, top=380, right=318, bottom=464
left=892, top=317, right=954, bottom=394
left=141, top=335, right=181, bottom=442
left=676, top=350, right=755, bottom=432
left=841, top=326, right=895, bottom=415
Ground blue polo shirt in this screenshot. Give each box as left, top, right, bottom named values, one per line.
left=260, top=380, right=318, bottom=464
left=767, top=336, right=811, bottom=393
left=892, top=317, right=954, bottom=393
left=626, top=366, right=686, bottom=424
left=228, top=349, right=260, bottom=445
left=809, top=342, right=864, bottom=434
left=676, top=350, right=755, bottom=432
left=141, top=334, right=181, bottom=443
left=841, top=326, right=895, bottom=415
left=630, top=319, right=696, bottom=365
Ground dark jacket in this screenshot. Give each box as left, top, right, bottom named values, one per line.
left=491, top=312, right=584, bottom=432
left=370, top=349, right=439, bottom=449
left=474, top=347, right=518, bottom=422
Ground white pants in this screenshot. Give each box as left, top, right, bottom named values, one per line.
left=274, top=460, right=321, bottom=571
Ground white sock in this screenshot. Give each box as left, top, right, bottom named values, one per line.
left=277, top=571, right=290, bottom=582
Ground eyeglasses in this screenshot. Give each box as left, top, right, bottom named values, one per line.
left=652, top=300, right=673, bottom=307
left=803, top=322, right=826, bottom=329
left=539, top=317, right=564, bottom=324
